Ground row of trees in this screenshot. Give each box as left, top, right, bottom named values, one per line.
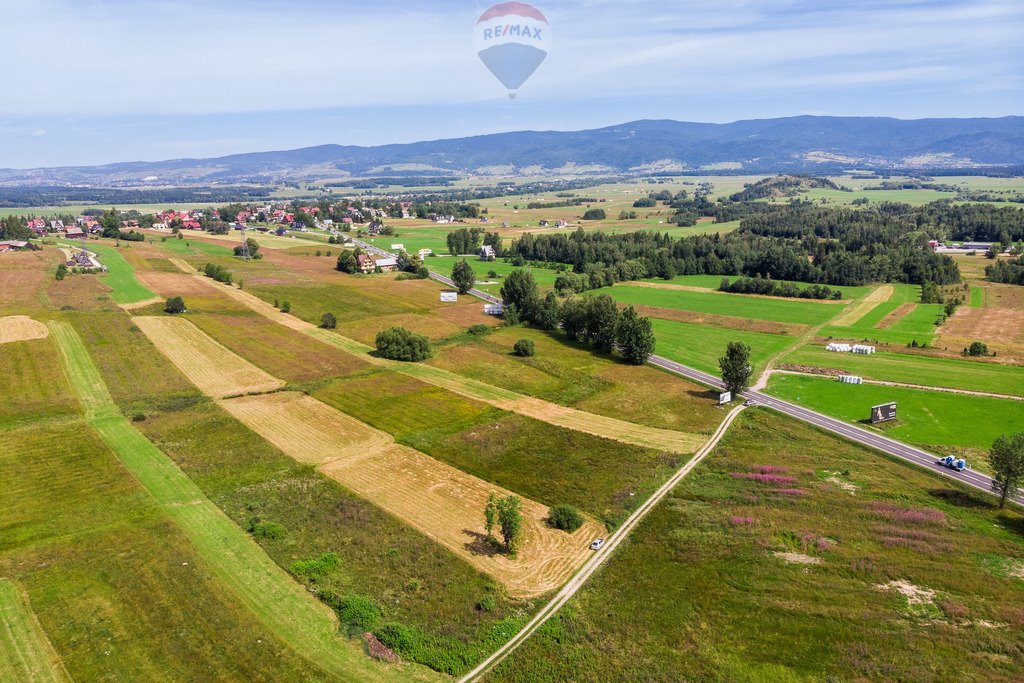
left=508, top=222, right=961, bottom=288
left=986, top=257, right=1024, bottom=285
left=719, top=276, right=844, bottom=300
left=499, top=270, right=656, bottom=365
left=447, top=228, right=502, bottom=256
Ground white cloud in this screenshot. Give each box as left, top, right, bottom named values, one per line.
left=30, top=129, right=47, bottom=137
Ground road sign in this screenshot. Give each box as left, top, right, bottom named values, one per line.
left=440, top=292, right=458, bottom=303
left=719, top=391, right=732, bottom=406
left=871, top=402, right=897, bottom=424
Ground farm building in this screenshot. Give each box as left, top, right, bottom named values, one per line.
left=64, top=226, right=86, bottom=239
left=0, top=240, right=34, bottom=253
left=479, top=245, right=496, bottom=260
left=375, top=257, right=398, bottom=273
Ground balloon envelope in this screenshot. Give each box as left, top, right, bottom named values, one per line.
left=474, top=2, right=551, bottom=96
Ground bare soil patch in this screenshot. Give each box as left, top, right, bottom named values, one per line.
left=876, top=303, right=916, bottom=329
left=876, top=580, right=936, bottom=607
left=0, top=316, right=48, bottom=344
left=939, top=306, right=1024, bottom=346
left=134, top=316, right=285, bottom=398
left=774, top=552, right=821, bottom=565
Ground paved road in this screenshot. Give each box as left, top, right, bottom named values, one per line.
left=648, top=356, right=1024, bottom=506
left=458, top=405, right=746, bottom=683
left=354, top=238, right=1022, bottom=506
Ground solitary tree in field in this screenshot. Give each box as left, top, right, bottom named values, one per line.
left=55, top=263, right=67, bottom=281
left=615, top=305, right=656, bottom=365
left=720, top=341, right=753, bottom=397
left=320, top=312, right=337, bottom=329
left=497, top=495, right=523, bottom=554
left=990, top=432, right=1024, bottom=508
left=451, top=259, right=476, bottom=294
left=165, top=297, right=186, bottom=315
left=484, top=493, right=498, bottom=543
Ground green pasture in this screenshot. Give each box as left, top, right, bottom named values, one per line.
left=491, top=410, right=1024, bottom=682
left=600, top=285, right=848, bottom=326
left=783, top=346, right=1024, bottom=397
left=649, top=318, right=796, bottom=375
left=642, top=274, right=875, bottom=300
left=765, top=373, right=1020, bottom=453
left=57, top=240, right=156, bottom=305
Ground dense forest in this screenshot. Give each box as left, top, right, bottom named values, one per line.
left=987, top=257, right=1024, bottom=285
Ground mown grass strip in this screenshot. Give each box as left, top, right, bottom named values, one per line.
left=59, top=241, right=156, bottom=305
left=0, top=580, right=70, bottom=683
left=48, top=321, right=436, bottom=683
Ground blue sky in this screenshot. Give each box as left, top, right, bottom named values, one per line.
left=1, top=0, right=1021, bottom=168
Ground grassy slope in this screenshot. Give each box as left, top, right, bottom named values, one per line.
left=0, top=580, right=69, bottom=683
left=489, top=410, right=1024, bottom=682
left=783, top=345, right=1024, bottom=397
left=600, top=285, right=846, bottom=326
left=765, top=373, right=1021, bottom=455
left=47, top=320, right=430, bottom=682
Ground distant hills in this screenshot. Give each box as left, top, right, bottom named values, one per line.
left=3, top=116, right=1023, bottom=187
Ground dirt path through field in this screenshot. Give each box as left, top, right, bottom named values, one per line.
left=219, top=392, right=601, bottom=598
left=832, top=285, right=895, bottom=327
left=0, top=580, right=70, bottom=683
left=166, top=260, right=707, bottom=455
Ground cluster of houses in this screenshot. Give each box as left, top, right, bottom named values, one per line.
left=0, top=240, right=35, bottom=253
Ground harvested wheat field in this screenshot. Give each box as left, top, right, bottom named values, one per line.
left=0, top=316, right=49, bottom=344
left=498, top=397, right=705, bottom=454
left=133, top=316, right=285, bottom=398
left=138, top=271, right=214, bottom=297
left=832, top=285, right=894, bottom=327
left=219, top=391, right=600, bottom=597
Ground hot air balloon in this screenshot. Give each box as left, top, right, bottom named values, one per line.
left=474, top=2, right=551, bottom=99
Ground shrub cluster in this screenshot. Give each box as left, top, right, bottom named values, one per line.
left=547, top=504, right=584, bottom=532
left=203, top=263, right=232, bottom=284
left=375, top=327, right=431, bottom=362
left=719, top=276, right=843, bottom=300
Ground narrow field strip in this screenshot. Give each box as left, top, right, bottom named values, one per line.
left=165, top=260, right=707, bottom=455
left=876, top=303, right=916, bottom=329
left=0, top=580, right=70, bottom=683
left=219, top=392, right=601, bottom=598
left=621, top=280, right=847, bottom=303
left=58, top=241, right=157, bottom=305
left=133, top=317, right=285, bottom=398
left=0, top=316, right=49, bottom=344
left=48, top=321, right=431, bottom=683
left=117, top=296, right=163, bottom=311
left=831, top=284, right=894, bottom=327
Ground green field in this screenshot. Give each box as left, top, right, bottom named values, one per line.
left=822, top=284, right=945, bottom=345
left=0, top=580, right=68, bottom=682
left=600, top=285, right=847, bottom=326
left=490, top=410, right=1024, bottom=682
left=649, top=318, right=796, bottom=375
left=57, top=241, right=156, bottom=305
left=766, top=373, right=1021, bottom=454
left=48, top=320, right=429, bottom=682
left=782, top=346, right=1024, bottom=397
left=643, top=274, right=875, bottom=300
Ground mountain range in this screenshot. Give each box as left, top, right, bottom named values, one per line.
left=3, top=116, right=1023, bottom=187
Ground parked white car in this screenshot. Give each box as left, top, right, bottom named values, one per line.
left=590, top=539, right=605, bottom=551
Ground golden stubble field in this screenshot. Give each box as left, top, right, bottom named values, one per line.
left=138, top=315, right=599, bottom=598
left=0, top=316, right=49, bottom=344
left=133, top=316, right=285, bottom=398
